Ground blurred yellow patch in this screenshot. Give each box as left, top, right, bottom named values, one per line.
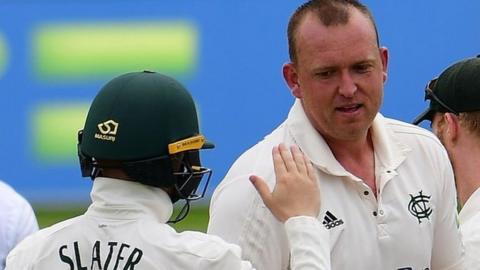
left=33, top=21, right=198, bottom=82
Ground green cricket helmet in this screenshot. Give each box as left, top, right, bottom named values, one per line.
left=78, top=71, right=214, bottom=205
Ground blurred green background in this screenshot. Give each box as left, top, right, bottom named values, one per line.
left=34, top=203, right=210, bottom=232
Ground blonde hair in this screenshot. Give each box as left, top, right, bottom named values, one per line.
left=459, top=111, right=480, bottom=139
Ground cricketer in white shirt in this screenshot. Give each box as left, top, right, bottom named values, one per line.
left=0, top=180, right=38, bottom=270
left=459, top=188, right=480, bottom=269
left=208, top=100, right=464, bottom=270
left=6, top=176, right=330, bottom=270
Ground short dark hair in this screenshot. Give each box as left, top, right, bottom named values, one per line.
left=287, top=0, right=380, bottom=63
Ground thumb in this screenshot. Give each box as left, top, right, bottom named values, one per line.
left=249, top=175, right=272, bottom=207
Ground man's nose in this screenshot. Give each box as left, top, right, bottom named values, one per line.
left=338, top=72, right=357, bottom=98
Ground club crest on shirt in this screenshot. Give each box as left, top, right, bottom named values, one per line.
left=408, top=190, right=432, bottom=224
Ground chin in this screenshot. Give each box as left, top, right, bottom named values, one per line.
left=336, top=124, right=370, bottom=140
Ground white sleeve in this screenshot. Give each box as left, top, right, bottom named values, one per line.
left=431, top=160, right=464, bottom=270
left=196, top=233, right=256, bottom=270
left=5, top=249, right=32, bottom=270
left=11, top=198, right=39, bottom=248
left=213, top=216, right=330, bottom=270
left=4, top=205, right=37, bottom=270
left=5, top=232, right=38, bottom=270
left=206, top=244, right=256, bottom=270
left=0, top=182, right=38, bottom=270
left=284, top=216, right=331, bottom=270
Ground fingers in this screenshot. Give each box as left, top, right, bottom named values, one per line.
left=272, top=146, right=287, bottom=177
left=253, top=143, right=320, bottom=223
left=249, top=175, right=272, bottom=208
left=304, top=149, right=315, bottom=179
left=278, top=144, right=296, bottom=172
left=276, top=143, right=308, bottom=175
left=291, top=145, right=308, bottom=175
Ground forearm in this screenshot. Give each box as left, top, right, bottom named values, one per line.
left=285, top=216, right=331, bottom=270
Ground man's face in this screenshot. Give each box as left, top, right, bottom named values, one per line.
left=431, top=113, right=460, bottom=170
left=285, top=9, right=388, bottom=142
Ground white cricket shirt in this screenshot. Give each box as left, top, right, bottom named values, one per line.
left=0, top=181, right=38, bottom=270
left=208, top=100, right=464, bottom=270
left=6, top=177, right=330, bottom=269
left=459, top=187, right=480, bottom=269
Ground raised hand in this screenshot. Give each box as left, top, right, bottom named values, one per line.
left=249, top=143, right=320, bottom=223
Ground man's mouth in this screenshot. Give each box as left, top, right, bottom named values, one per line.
left=336, top=104, right=362, bottom=113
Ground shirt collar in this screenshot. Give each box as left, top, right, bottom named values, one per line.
left=286, top=99, right=410, bottom=176
left=459, top=187, right=480, bottom=223
left=87, top=177, right=173, bottom=223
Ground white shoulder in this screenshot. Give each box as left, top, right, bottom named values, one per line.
left=163, top=230, right=253, bottom=269
left=382, top=117, right=444, bottom=148
left=216, top=123, right=288, bottom=192
left=0, top=181, right=30, bottom=207
left=7, top=217, right=80, bottom=261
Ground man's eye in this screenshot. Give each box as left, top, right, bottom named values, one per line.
left=315, top=70, right=334, bottom=79
left=354, top=64, right=372, bottom=73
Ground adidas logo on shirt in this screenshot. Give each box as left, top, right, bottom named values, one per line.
left=322, top=211, right=344, bottom=230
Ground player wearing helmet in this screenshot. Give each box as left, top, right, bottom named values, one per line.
left=6, top=71, right=330, bottom=269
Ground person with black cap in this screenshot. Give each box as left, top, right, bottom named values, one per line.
left=5, top=71, right=329, bottom=269
left=414, top=56, right=480, bottom=269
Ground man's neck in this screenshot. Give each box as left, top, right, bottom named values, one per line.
left=450, top=137, right=480, bottom=207
left=452, top=162, right=480, bottom=207
left=326, top=131, right=376, bottom=195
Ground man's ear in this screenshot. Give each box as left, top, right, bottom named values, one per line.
left=379, top=47, right=389, bottom=82
left=283, top=63, right=302, bottom=98
left=444, top=113, right=459, bottom=142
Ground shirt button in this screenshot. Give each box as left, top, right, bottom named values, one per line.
left=379, top=210, right=384, bottom=215
left=373, top=211, right=378, bottom=217
left=363, top=191, right=369, bottom=196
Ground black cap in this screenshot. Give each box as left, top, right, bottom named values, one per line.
left=413, top=56, right=480, bottom=125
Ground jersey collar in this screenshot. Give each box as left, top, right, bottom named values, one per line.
left=459, top=187, right=480, bottom=223
left=86, top=177, right=173, bottom=223
left=286, top=99, right=410, bottom=177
